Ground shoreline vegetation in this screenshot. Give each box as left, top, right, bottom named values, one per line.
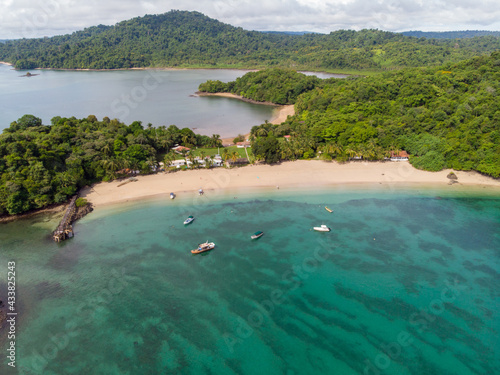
left=195, top=92, right=279, bottom=106
left=80, top=160, right=500, bottom=210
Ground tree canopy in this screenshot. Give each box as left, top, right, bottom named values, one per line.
left=248, top=53, right=500, bottom=177
left=1, top=10, right=498, bottom=72
left=199, top=68, right=323, bottom=104
left=0, top=115, right=217, bottom=215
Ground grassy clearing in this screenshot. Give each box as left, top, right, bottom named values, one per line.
left=161, top=146, right=253, bottom=161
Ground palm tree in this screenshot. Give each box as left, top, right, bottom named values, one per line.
left=146, top=156, right=158, bottom=172
left=100, top=158, right=122, bottom=179
left=209, top=134, right=222, bottom=148
left=344, top=148, right=357, bottom=160
left=221, top=148, right=230, bottom=162
left=256, top=126, right=268, bottom=137
left=101, top=142, right=112, bottom=157
left=205, top=157, right=213, bottom=169
left=330, top=143, right=343, bottom=159
left=179, top=149, right=189, bottom=168
left=163, top=152, right=176, bottom=169
left=209, top=154, right=216, bottom=168
left=187, top=154, right=196, bottom=168
left=231, top=151, right=239, bottom=163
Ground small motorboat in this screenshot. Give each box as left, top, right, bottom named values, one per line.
left=251, top=231, right=264, bottom=240
left=198, top=188, right=204, bottom=196
left=170, top=192, right=175, bottom=199
left=183, top=215, right=195, bottom=225
left=191, top=241, right=215, bottom=254
left=313, top=224, right=330, bottom=232
left=325, top=206, right=333, bottom=213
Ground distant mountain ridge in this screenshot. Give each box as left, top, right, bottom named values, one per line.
left=402, top=30, right=500, bottom=39
left=0, top=10, right=498, bottom=71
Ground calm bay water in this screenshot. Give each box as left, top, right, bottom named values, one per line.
left=0, top=65, right=274, bottom=137
left=0, top=187, right=498, bottom=374
left=0, top=64, right=345, bottom=136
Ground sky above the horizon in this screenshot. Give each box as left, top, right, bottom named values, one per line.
left=0, top=0, right=499, bottom=39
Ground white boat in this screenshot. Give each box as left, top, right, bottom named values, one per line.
left=170, top=192, right=175, bottom=199
left=251, top=231, right=264, bottom=240
left=183, top=216, right=195, bottom=225
left=313, top=224, right=330, bottom=232
left=191, top=241, right=215, bottom=254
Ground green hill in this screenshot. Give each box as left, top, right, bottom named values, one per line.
left=1, top=10, right=499, bottom=71
left=249, top=53, right=500, bottom=177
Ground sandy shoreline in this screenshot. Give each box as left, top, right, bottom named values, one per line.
left=196, top=92, right=278, bottom=106
left=80, top=161, right=500, bottom=209
left=270, top=105, right=295, bottom=124
left=196, top=92, right=295, bottom=128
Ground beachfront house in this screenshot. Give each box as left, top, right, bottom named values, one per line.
left=236, top=141, right=251, bottom=148
left=212, top=155, right=224, bottom=167
left=164, top=155, right=224, bottom=169
left=390, top=150, right=409, bottom=161
left=171, top=145, right=191, bottom=153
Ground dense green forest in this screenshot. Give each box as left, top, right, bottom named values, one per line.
left=198, top=68, right=323, bottom=104
left=248, top=53, right=500, bottom=177
left=0, top=115, right=223, bottom=215
left=1, top=10, right=499, bottom=71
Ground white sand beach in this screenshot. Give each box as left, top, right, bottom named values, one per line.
left=81, top=161, right=500, bottom=208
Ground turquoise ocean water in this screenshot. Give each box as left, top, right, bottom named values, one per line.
left=0, top=187, right=499, bottom=375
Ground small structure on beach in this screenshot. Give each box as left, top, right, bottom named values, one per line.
left=172, top=145, right=191, bottom=153
left=390, top=150, right=409, bottom=161
left=236, top=141, right=251, bottom=148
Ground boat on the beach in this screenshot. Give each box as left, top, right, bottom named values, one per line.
left=198, top=188, right=204, bottom=196
left=325, top=206, right=333, bottom=213
left=313, top=225, right=330, bottom=232
left=191, top=241, right=215, bottom=254
left=251, top=231, right=264, bottom=240
left=183, top=216, right=195, bottom=225
left=170, top=192, right=175, bottom=199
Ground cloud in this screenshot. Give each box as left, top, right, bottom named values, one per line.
left=0, top=0, right=499, bottom=39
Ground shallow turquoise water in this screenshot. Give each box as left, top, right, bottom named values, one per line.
left=0, top=188, right=499, bottom=374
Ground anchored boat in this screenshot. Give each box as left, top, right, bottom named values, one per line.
left=313, top=224, right=330, bottom=232
left=183, top=215, right=195, bottom=225
left=325, top=206, right=333, bottom=213
left=191, top=241, right=215, bottom=254
left=251, top=231, right=264, bottom=240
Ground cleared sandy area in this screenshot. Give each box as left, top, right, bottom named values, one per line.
left=80, top=161, right=500, bottom=208
left=270, top=105, right=295, bottom=124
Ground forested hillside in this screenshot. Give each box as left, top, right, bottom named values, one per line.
left=199, top=68, right=323, bottom=104
left=249, top=53, right=500, bottom=177
left=0, top=10, right=499, bottom=71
